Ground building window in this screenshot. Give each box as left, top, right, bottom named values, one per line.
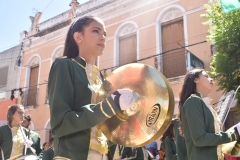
left=161, top=17, right=186, bottom=78
left=27, top=65, right=39, bottom=106
left=0, top=66, right=9, bottom=99
left=119, top=33, right=137, bottom=66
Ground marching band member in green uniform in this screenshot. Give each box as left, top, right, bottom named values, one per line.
left=48, top=16, right=136, bottom=160
left=172, top=118, right=187, bottom=160
left=21, top=114, right=42, bottom=158
left=108, top=144, right=124, bottom=160
left=161, top=121, right=177, bottom=160
left=179, top=69, right=240, bottom=160
left=43, top=138, right=54, bottom=160
left=0, top=105, right=34, bottom=160
left=121, top=147, right=148, bottom=160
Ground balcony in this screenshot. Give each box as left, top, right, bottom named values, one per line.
left=154, top=51, right=204, bottom=80
left=21, top=88, right=39, bottom=109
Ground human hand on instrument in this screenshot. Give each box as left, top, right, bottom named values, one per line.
left=111, top=88, right=136, bottom=110
left=24, top=139, right=33, bottom=148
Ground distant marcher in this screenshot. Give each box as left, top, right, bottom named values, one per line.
left=42, top=142, right=50, bottom=151
left=145, top=141, right=158, bottom=159
left=0, top=104, right=33, bottom=160
left=161, top=121, right=177, bottom=160
left=43, top=138, right=54, bottom=160
left=21, top=114, right=42, bottom=157
left=108, top=144, right=124, bottom=160
left=121, top=147, right=148, bottom=160
left=172, top=118, right=187, bottom=160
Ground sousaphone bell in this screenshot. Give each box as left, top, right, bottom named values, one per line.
left=222, top=124, right=240, bottom=157
left=97, top=63, right=175, bottom=147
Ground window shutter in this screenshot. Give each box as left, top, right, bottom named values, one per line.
left=161, top=18, right=186, bottom=78
left=119, top=34, right=137, bottom=66
left=27, top=65, right=39, bottom=106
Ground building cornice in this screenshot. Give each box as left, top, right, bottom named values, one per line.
left=21, top=0, right=205, bottom=52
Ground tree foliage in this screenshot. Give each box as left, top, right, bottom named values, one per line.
left=202, top=0, right=240, bottom=106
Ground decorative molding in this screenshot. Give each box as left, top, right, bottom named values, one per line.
left=119, top=24, right=137, bottom=37
left=161, top=9, right=182, bottom=23
left=55, top=48, right=64, bottom=59
left=23, top=27, right=67, bottom=52
left=103, top=0, right=178, bottom=27
left=29, top=56, right=40, bottom=66
left=44, top=119, right=51, bottom=130
left=41, top=58, right=51, bottom=63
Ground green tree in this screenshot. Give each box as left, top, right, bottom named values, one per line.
left=202, top=0, right=240, bottom=107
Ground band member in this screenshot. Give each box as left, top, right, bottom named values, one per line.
left=43, top=138, right=54, bottom=160
left=48, top=16, right=135, bottom=160
left=121, top=147, right=148, bottom=160
left=42, top=142, right=50, bottom=151
left=161, top=121, right=177, bottom=160
left=108, top=144, right=124, bottom=160
left=0, top=104, right=33, bottom=160
left=179, top=69, right=240, bottom=160
left=145, top=141, right=158, bottom=159
left=172, top=118, right=187, bottom=160
left=21, top=114, right=42, bottom=157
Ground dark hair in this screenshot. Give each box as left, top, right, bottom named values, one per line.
left=161, top=121, right=174, bottom=141
left=7, top=104, right=24, bottom=125
left=24, top=114, right=31, bottom=122
left=43, top=142, right=49, bottom=147
left=178, top=68, right=204, bottom=134
left=49, top=138, right=54, bottom=144
left=63, top=16, right=101, bottom=58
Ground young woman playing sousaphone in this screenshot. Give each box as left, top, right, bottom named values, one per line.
left=179, top=69, right=240, bottom=160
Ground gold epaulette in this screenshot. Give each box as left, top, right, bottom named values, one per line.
left=56, top=56, right=67, bottom=59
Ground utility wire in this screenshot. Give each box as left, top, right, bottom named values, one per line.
left=0, top=40, right=207, bottom=94
left=101, top=40, right=207, bottom=71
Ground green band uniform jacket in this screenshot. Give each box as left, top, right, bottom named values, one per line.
left=180, top=93, right=239, bottom=160
left=108, top=144, right=124, bottom=160
left=48, top=56, right=121, bottom=160
left=26, top=129, right=42, bottom=158
left=121, top=147, right=148, bottom=160
left=43, top=147, right=54, bottom=160
left=162, top=137, right=177, bottom=160
left=172, top=118, right=187, bottom=160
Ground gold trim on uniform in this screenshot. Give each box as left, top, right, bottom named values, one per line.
left=234, top=133, right=237, bottom=141
left=89, top=142, right=108, bottom=155
left=100, top=102, right=111, bottom=118
left=56, top=56, right=67, bottom=59
left=106, top=98, right=116, bottom=115
left=230, top=134, right=232, bottom=142
left=72, top=58, right=85, bottom=69
left=54, top=156, right=71, bottom=160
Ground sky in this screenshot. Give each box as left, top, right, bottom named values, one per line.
left=0, top=0, right=89, bottom=52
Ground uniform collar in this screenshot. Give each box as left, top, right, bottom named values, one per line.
left=194, top=92, right=202, bottom=98
left=75, top=56, right=87, bottom=67
left=75, top=56, right=99, bottom=73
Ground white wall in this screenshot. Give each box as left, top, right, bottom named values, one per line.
left=0, top=45, right=21, bottom=100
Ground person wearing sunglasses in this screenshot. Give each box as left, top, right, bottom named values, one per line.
left=0, top=104, right=34, bottom=160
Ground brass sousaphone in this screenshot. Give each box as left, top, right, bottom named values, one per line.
left=220, top=86, right=240, bottom=157
left=97, top=63, right=175, bottom=147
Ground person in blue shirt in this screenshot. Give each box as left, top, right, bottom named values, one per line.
left=145, top=141, right=158, bottom=159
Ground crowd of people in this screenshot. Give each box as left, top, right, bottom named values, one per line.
left=1, top=15, right=240, bottom=160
